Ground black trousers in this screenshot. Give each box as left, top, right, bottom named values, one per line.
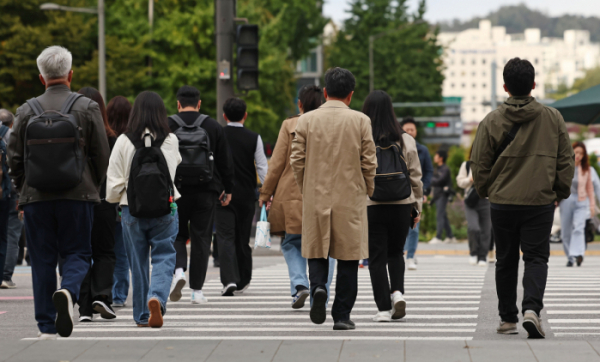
left=309, top=258, right=359, bottom=323
left=367, top=204, right=412, bottom=311
left=216, top=200, right=255, bottom=288
left=492, top=206, right=554, bottom=323
left=78, top=201, right=117, bottom=315
left=174, top=192, right=217, bottom=290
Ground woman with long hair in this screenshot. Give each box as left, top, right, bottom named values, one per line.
left=362, top=90, right=423, bottom=322
left=106, top=96, right=132, bottom=308
left=457, top=147, right=492, bottom=266
left=258, top=85, right=335, bottom=308
left=560, top=141, right=595, bottom=267
left=76, top=87, right=118, bottom=322
left=106, top=91, right=181, bottom=327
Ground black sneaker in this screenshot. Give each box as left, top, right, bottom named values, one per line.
left=566, top=261, right=574, bottom=267
left=333, top=320, right=356, bottom=330
left=52, top=289, right=74, bottom=337
left=576, top=255, right=583, bottom=267
left=310, top=288, right=327, bottom=324
left=221, top=283, right=237, bottom=296
left=92, top=301, right=116, bottom=320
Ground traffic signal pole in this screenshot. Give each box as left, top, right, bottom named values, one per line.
left=216, top=0, right=235, bottom=126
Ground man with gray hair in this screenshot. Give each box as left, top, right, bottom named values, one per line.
left=8, top=46, right=110, bottom=339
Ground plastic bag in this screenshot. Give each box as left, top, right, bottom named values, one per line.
left=254, top=205, right=271, bottom=249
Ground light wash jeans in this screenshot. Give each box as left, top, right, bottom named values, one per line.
left=281, top=233, right=335, bottom=302
left=3, top=195, right=22, bottom=281
left=112, top=221, right=130, bottom=304
left=121, top=206, right=178, bottom=325
left=560, top=195, right=590, bottom=263
left=404, top=221, right=420, bottom=259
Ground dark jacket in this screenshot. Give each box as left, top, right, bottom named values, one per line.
left=168, top=112, right=234, bottom=196
left=416, top=141, right=434, bottom=196
left=431, top=163, right=452, bottom=202
left=471, top=96, right=574, bottom=205
left=8, top=85, right=110, bottom=206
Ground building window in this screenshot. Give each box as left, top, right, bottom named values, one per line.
left=299, top=51, right=318, bottom=73
left=472, top=59, right=476, bottom=65
left=450, top=72, right=454, bottom=77
left=461, top=59, right=465, bottom=65
left=472, top=72, right=476, bottom=77
left=462, top=83, right=466, bottom=88
left=534, top=58, right=539, bottom=65
left=482, top=83, right=487, bottom=88
left=472, top=108, right=476, bottom=113
left=472, top=83, right=477, bottom=88
left=482, top=71, right=486, bottom=76
left=451, top=83, right=455, bottom=88
left=482, top=59, right=487, bottom=65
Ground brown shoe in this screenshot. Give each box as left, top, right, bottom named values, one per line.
left=496, top=321, right=518, bottom=334
left=137, top=323, right=149, bottom=328
left=148, top=297, right=163, bottom=328
left=523, top=310, right=545, bottom=339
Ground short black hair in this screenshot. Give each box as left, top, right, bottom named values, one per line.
left=223, top=98, right=247, bottom=122
left=401, top=116, right=416, bottom=127
left=436, top=150, right=448, bottom=163
left=176, top=85, right=201, bottom=108
left=503, top=58, right=535, bottom=96
left=324, top=67, right=355, bottom=99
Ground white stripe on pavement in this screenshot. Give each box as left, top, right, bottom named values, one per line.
left=22, top=336, right=474, bottom=341
left=109, top=314, right=479, bottom=320
left=548, top=319, right=600, bottom=323
left=119, top=307, right=479, bottom=312
left=74, top=322, right=477, bottom=327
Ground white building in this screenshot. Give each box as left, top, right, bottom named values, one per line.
left=439, top=20, right=600, bottom=124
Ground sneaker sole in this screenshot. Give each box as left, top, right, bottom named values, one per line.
left=169, top=278, right=186, bottom=302
left=523, top=319, right=545, bottom=339
left=148, top=299, right=163, bottom=328
left=310, top=290, right=327, bottom=324
left=497, top=329, right=518, bottom=335
left=221, top=285, right=237, bottom=297
left=0, top=284, right=16, bottom=289
left=93, top=302, right=116, bottom=320
left=52, top=291, right=73, bottom=338
left=392, top=300, right=406, bottom=319
left=292, top=292, right=309, bottom=309
left=333, top=323, right=356, bottom=330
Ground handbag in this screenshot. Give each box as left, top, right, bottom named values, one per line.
left=254, top=205, right=271, bottom=249
left=464, top=162, right=480, bottom=208
left=585, top=219, right=595, bottom=243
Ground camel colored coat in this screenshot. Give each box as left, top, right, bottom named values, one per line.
left=259, top=116, right=303, bottom=236
left=290, top=100, right=377, bottom=260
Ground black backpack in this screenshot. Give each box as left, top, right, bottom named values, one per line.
left=370, top=142, right=412, bottom=202
left=169, top=114, right=213, bottom=188
left=24, top=93, right=85, bottom=192
left=126, top=133, right=174, bottom=218
left=0, top=125, right=11, bottom=199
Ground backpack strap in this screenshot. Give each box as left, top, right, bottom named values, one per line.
left=60, top=93, right=84, bottom=114
left=169, top=115, right=187, bottom=128
left=25, top=98, right=44, bottom=117
left=465, top=161, right=471, bottom=174
left=193, top=114, right=209, bottom=128
left=492, top=123, right=522, bottom=165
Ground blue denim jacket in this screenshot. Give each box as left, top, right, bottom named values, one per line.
left=416, top=141, right=433, bottom=196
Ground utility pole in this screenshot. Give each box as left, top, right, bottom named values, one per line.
left=491, top=60, right=497, bottom=111
left=148, top=0, right=153, bottom=75
left=98, top=0, right=105, bottom=100
left=369, top=35, right=375, bottom=93
left=216, top=0, right=235, bottom=126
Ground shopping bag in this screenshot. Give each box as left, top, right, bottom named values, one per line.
left=254, top=205, right=271, bottom=249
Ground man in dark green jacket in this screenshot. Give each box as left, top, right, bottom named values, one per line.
left=471, top=58, right=574, bottom=339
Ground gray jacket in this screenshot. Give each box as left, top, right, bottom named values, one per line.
left=8, top=84, right=110, bottom=206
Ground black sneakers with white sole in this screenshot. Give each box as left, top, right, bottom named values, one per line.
left=221, top=283, right=237, bottom=296
left=52, top=289, right=74, bottom=337
left=310, top=288, right=327, bottom=324
left=92, top=301, right=116, bottom=319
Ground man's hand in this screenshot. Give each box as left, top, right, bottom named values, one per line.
left=219, top=192, right=232, bottom=207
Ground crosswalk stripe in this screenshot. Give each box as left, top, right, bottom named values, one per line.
left=549, top=319, right=600, bottom=323
left=110, top=314, right=479, bottom=320
left=120, top=307, right=479, bottom=312
left=74, top=322, right=478, bottom=327
left=546, top=310, right=600, bottom=314
left=22, top=336, right=474, bottom=341
left=71, top=327, right=477, bottom=333
left=545, top=304, right=600, bottom=307
left=166, top=301, right=481, bottom=305
left=169, top=295, right=481, bottom=300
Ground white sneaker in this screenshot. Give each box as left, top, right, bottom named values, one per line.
left=372, top=310, right=392, bottom=322
left=469, top=256, right=478, bottom=265
left=169, top=273, right=187, bottom=302
left=52, top=289, right=74, bottom=338
left=407, top=258, right=417, bottom=271
left=37, top=332, right=57, bottom=340
left=191, top=290, right=208, bottom=304
left=221, top=283, right=237, bottom=296
left=478, top=260, right=488, bottom=267
left=444, top=237, right=457, bottom=244
left=429, top=237, right=443, bottom=244
left=391, top=291, right=406, bottom=319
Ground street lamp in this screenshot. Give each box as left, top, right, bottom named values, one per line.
left=40, top=1, right=106, bottom=101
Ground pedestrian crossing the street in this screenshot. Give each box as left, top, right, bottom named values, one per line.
left=66, top=257, right=488, bottom=341
left=546, top=257, right=600, bottom=338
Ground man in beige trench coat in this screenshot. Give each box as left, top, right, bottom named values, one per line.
left=290, top=67, right=377, bottom=330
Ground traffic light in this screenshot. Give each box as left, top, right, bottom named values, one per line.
left=236, top=24, right=259, bottom=91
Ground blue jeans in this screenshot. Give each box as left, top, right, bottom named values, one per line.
left=404, top=221, right=420, bottom=259
left=24, top=200, right=94, bottom=334
left=3, top=196, right=21, bottom=281
left=112, top=221, right=130, bottom=304
left=121, top=206, right=178, bottom=325
left=281, top=233, right=335, bottom=302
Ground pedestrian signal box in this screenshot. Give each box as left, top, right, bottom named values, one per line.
left=236, top=24, right=259, bottom=91
left=218, top=60, right=231, bottom=80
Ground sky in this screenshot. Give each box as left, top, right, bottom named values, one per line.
left=323, top=0, right=600, bottom=25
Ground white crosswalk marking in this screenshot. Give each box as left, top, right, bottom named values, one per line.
left=66, top=257, right=487, bottom=341
left=547, top=258, right=600, bottom=337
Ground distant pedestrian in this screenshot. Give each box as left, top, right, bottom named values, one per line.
left=106, top=91, right=182, bottom=328
left=106, top=96, right=132, bottom=308
left=216, top=98, right=268, bottom=296
left=76, top=87, right=118, bottom=322
left=362, top=90, right=423, bottom=322
left=457, top=148, right=491, bottom=266
left=560, top=141, right=595, bottom=267
left=168, top=86, right=234, bottom=304
left=290, top=67, right=377, bottom=330
left=401, top=117, right=433, bottom=270
left=429, top=150, right=456, bottom=244
left=259, top=85, right=335, bottom=309
left=471, top=57, right=574, bottom=339
left=8, top=46, right=110, bottom=339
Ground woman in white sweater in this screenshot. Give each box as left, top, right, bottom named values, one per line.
left=456, top=152, right=491, bottom=266
left=106, top=91, right=182, bottom=328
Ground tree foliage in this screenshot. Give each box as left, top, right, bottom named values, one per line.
left=324, top=0, right=444, bottom=116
